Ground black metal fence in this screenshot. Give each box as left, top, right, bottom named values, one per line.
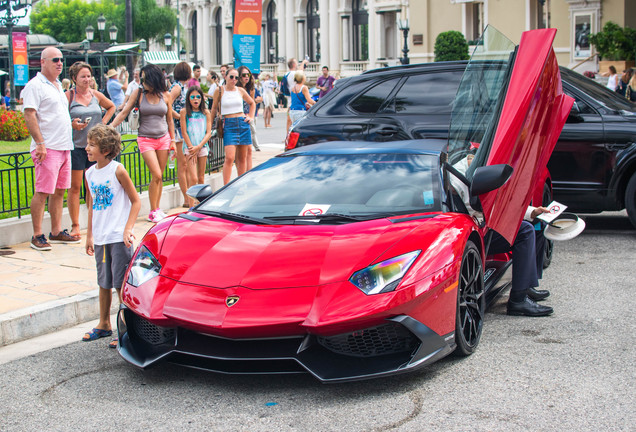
left=0, top=136, right=224, bottom=219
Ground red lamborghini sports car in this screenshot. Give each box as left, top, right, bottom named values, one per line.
left=117, top=28, right=573, bottom=382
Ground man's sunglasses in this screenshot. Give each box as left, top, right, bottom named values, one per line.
left=189, top=95, right=202, bottom=99
left=45, top=57, right=63, bottom=63
left=228, top=75, right=238, bottom=80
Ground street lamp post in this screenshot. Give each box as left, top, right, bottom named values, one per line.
left=97, top=14, right=106, bottom=42
left=0, top=0, right=32, bottom=111
left=139, top=38, right=147, bottom=67
left=398, top=19, right=410, bottom=65
left=164, top=33, right=172, bottom=51
left=179, top=48, right=187, bottom=62
left=109, top=25, right=118, bottom=67
left=81, top=39, right=91, bottom=64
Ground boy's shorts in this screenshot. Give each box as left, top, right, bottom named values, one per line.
left=95, top=242, right=134, bottom=290
left=31, top=149, right=71, bottom=194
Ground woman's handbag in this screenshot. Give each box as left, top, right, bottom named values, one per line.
left=214, top=86, right=224, bottom=138
left=127, top=89, right=142, bottom=131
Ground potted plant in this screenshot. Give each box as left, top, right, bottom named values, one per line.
left=589, top=21, right=635, bottom=73
left=434, top=31, right=470, bottom=62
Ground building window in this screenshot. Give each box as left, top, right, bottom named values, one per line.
left=214, top=8, right=223, bottom=65
left=191, top=11, right=198, bottom=62
left=466, top=1, right=484, bottom=44
left=530, top=0, right=549, bottom=29
left=307, top=0, right=320, bottom=62
left=266, top=1, right=278, bottom=64
left=352, top=0, right=369, bottom=61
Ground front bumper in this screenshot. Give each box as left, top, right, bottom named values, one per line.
left=117, top=305, right=455, bottom=383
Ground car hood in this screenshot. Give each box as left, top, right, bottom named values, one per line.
left=156, top=214, right=436, bottom=289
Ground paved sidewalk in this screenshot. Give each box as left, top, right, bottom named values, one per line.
left=0, top=143, right=284, bottom=346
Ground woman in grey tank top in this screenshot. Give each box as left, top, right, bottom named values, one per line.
left=111, top=64, right=176, bottom=223
left=66, top=62, right=116, bottom=239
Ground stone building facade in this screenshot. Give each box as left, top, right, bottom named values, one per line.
left=160, top=0, right=634, bottom=77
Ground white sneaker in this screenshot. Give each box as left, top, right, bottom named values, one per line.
left=148, top=209, right=165, bottom=223
left=156, top=209, right=168, bottom=219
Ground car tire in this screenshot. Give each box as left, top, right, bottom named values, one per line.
left=454, top=240, right=485, bottom=356
left=625, top=174, right=636, bottom=229
left=542, top=182, right=554, bottom=269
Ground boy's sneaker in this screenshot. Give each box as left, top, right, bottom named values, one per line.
left=31, top=234, right=52, bottom=251
left=49, top=229, right=81, bottom=244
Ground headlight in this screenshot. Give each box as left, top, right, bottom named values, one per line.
left=350, top=251, right=421, bottom=295
left=127, top=245, right=161, bottom=287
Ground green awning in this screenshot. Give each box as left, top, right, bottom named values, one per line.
left=144, top=51, right=181, bottom=65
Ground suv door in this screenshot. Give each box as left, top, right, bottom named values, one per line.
left=369, top=70, right=464, bottom=142
left=549, top=85, right=607, bottom=212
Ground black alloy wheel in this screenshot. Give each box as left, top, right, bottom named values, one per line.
left=454, top=240, right=485, bottom=356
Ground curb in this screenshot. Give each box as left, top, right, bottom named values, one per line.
left=0, top=290, right=118, bottom=346
left=0, top=147, right=282, bottom=346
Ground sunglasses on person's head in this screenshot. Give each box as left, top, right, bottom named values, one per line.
left=140, top=77, right=145, bottom=84
left=189, top=94, right=202, bottom=99
left=228, top=74, right=238, bottom=80
left=46, top=57, right=63, bottom=63
left=241, top=73, right=250, bottom=78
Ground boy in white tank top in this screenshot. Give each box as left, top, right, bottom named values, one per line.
left=82, top=124, right=141, bottom=348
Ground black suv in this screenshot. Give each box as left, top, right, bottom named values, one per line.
left=288, top=62, right=636, bottom=227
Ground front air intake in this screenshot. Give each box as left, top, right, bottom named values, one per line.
left=316, top=322, right=417, bottom=358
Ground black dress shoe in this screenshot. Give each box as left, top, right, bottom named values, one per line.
left=527, top=287, right=550, bottom=301
left=507, top=297, right=554, bottom=317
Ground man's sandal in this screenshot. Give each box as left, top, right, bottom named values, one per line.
left=109, top=338, right=118, bottom=349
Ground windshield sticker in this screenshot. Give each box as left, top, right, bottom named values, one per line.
left=423, top=191, right=434, bottom=206
left=299, top=204, right=331, bottom=216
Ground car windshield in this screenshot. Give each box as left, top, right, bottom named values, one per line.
left=447, top=26, right=516, bottom=180
left=197, top=153, right=441, bottom=223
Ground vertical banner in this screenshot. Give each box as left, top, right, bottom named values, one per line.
left=13, top=32, right=29, bottom=86
left=233, top=0, right=262, bottom=74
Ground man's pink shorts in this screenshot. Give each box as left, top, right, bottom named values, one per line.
left=137, top=133, right=171, bottom=154
left=31, top=149, right=71, bottom=194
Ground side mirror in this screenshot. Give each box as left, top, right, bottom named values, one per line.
left=470, top=164, right=513, bottom=197
left=186, top=184, right=214, bottom=202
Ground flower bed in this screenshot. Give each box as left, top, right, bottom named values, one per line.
left=0, top=109, right=29, bottom=141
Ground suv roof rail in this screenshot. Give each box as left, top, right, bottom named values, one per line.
left=361, top=60, right=469, bottom=76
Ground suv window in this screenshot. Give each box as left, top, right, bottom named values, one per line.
left=349, top=78, right=401, bottom=114
left=392, top=71, right=464, bottom=115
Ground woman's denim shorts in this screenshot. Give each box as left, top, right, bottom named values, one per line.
left=223, top=117, right=252, bottom=146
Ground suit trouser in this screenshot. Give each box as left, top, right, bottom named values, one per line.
left=489, top=221, right=542, bottom=300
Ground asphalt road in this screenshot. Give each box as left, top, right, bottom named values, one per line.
left=1, top=212, right=634, bottom=431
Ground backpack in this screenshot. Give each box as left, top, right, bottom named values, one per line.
left=280, top=72, right=291, bottom=96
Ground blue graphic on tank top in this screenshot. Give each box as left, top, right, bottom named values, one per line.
left=91, top=181, right=114, bottom=210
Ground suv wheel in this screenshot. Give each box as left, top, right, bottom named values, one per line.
left=625, top=174, right=636, bottom=229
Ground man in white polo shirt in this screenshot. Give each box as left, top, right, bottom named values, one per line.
left=22, top=46, right=76, bottom=250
